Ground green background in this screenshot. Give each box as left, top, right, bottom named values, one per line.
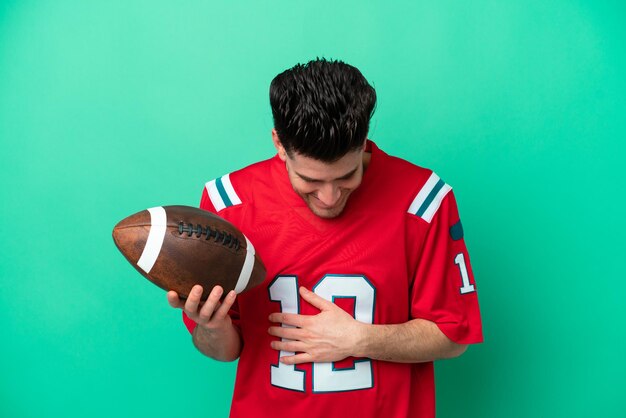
left=1, top=1, right=624, bottom=417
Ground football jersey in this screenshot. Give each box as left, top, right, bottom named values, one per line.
left=183, top=141, right=483, bottom=418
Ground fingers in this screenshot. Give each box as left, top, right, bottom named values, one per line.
left=279, top=353, right=313, bottom=365
left=299, top=286, right=333, bottom=310
left=267, top=287, right=334, bottom=326
left=268, top=325, right=304, bottom=340
left=197, top=286, right=223, bottom=323
left=213, top=290, right=237, bottom=320
left=197, top=287, right=236, bottom=322
left=268, top=312, right=306, bottom=328
left=183, top=285, right=205, bottom=314
left=167, top=290, right=184, bottom=309
left=270, top=336, right=304, bottom=353
left=175, top=285, right=237, bottom=328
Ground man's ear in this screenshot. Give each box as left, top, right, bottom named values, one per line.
left=272, top=129, right=288, bottom=162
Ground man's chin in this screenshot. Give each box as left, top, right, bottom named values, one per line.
left=308, top=204, right=345, bottom=219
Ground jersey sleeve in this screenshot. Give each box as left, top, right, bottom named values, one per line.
left=409, top=190, right=483, bottom=345
left=180, top=181, right=242, bottom=334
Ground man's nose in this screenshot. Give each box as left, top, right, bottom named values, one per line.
left=316, top=183, right=341, bottom=207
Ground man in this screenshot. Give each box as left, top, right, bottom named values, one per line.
left=168, top=59, right=483, bottom=417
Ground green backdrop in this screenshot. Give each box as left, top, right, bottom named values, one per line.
left=1, top=1, right=624, bottom=417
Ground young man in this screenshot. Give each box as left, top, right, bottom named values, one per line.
left=168, top=59, right=483, bottom=417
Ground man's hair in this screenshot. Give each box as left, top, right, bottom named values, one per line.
left=269, top=58, right=377, bottom=162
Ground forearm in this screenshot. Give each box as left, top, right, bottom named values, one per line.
left=354, top=318, right=467, bottom=363
left=192, top=323, right=242, bottom=362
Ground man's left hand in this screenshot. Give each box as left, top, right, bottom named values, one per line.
left=268, top=286, right=366, bottom=365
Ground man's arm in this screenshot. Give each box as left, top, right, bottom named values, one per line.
left=356, top=318, right=467, bottom=363
left=168, top=285, right=242, bottom=362
left=268, top=286, right=467, bottom=365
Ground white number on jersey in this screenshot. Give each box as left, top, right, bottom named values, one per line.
left=267, top=275, right=376, bottom=393
left=268, top=275, right=305, bottom=392
left=454, top=253, right=476, bottom=294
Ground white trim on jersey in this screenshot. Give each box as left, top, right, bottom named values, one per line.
left=205, top=180, right=225, bottom=212
left=421, top=183, right=452, bottom=223
left=407, top=172, right=452, bottom=223
left=205, top=173, right=242, bottom=212
left=137, top=206, right=167, bottom=274
left=408, top=173, right=441, bottom=215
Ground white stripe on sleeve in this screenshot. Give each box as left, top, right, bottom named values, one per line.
left=421, top=184, right=452, bottom=223
left=205, top=180, right=226, bottom=212
left=407, top=173, right=441, bottom=215
left=221, top=174, right=242, bottom=206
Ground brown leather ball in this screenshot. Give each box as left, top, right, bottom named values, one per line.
left=112, top=205, right=266, bottom=300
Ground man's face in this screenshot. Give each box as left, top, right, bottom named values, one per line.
left=273, top=133, right=366, bottom=219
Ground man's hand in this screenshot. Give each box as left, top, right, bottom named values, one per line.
left=168, top=284, right=237, bottom=332
left=168, top=284, right=241, bottom=361
left=268, top=286, right=366, bottom=365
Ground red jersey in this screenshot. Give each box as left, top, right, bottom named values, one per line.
left=183, top=141, right=482, bottom=418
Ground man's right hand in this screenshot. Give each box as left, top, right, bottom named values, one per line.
left=167, top=284, right=242, bottom=361
left=168, top=284, right=237, bottom=331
